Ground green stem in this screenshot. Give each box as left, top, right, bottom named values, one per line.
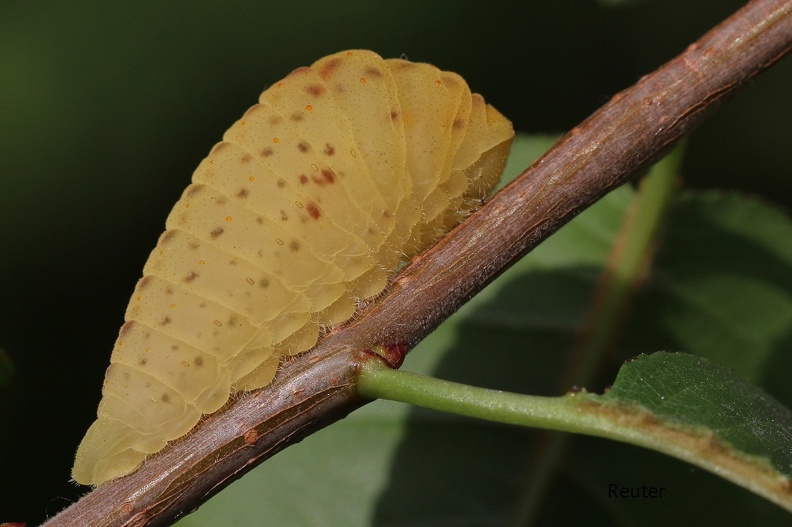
left=358, top=360, right=792, bottom=513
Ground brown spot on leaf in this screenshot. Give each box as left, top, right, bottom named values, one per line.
left=269, top=115, right=282, bottom=126
left=280, top=210, right=288, bottom=221
left=183, top=271, right=199, bottom=283
left=299, top=174, right=309, bottom=184
left=290, top=240, right=300, bottom=252
left=236, top=188, right=248, bottom=199
left=210, top=227, right=224, bottom=239
left=324, top=144, right=335, bottom=156
left=390, top=110, right=399, bottom=121
left=259, top=278, right=270, bottom=288
left=291, top=112, right=303, bottom=122
left=161, top=393, right=170, bottom=403
left=260, top=147, right=273, bottom=157
left=138, top=276, right=152, bottom=289
left=241, top=153, right=252, bottom=163
left=194, top=356, right=204, bottom=367
left=276, top=179, right=286, bottom=189
left=160, top=316, right=172, bottom=326
left=453, top=118, right=465, bottom=129
left=297, top=141, right=310, bottom=153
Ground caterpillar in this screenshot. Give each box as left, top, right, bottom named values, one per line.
left=72, top=49, right=514, bottom=486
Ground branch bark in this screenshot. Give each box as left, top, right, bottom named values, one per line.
left=44, top=1, right=792, bottom=525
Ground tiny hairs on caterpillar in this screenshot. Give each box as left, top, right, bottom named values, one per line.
left=72, top=49, right=514, bottom=485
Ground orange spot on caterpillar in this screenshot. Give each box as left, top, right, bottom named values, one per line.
left=305, top=104, right=313, bottom=111
left=225, top=216, right=233, bottom=221
left=359, top=77, right=366, bottom=84
left=434, top=79, right=442, bottom=86
left=249, top=176, right=256, bottom=182
left=272, top=137, right=280, bottom=144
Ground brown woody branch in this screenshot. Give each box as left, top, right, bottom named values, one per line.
left=43, top=1, right=792, bottom=525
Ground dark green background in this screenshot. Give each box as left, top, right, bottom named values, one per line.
left=1, top=1, right=789, bottom=524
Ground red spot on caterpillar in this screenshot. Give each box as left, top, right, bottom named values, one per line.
left=318, top=57, right=341, bottom=78
left=305, top=83, right=325, bottom=97
left=364, top=66, right=383, bottom=78
left=119, top=321, right=135, bottom=339
left=306, top=202, right=321, bottom=219
left=321, top=169, right=335, bottom=184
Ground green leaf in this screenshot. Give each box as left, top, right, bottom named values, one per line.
left=598, top=352, right=792, bottom=483
left=177, top=136, right=792, bottom=526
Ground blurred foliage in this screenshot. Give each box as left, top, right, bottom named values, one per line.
left=1, top=1, right=790, bottom=525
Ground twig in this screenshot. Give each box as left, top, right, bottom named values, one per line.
left=43, top=1, right=792, bottom=525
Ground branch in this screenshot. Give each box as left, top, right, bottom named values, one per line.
left=43, top=1, right=792, bottom=525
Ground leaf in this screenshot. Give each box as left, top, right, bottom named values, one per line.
left=176, top=137, right=792, bottom=526
left=585, top=352, right=792, bottom=507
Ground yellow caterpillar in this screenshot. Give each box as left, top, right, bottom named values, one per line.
left=72, top=49, right=514, bottom=486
